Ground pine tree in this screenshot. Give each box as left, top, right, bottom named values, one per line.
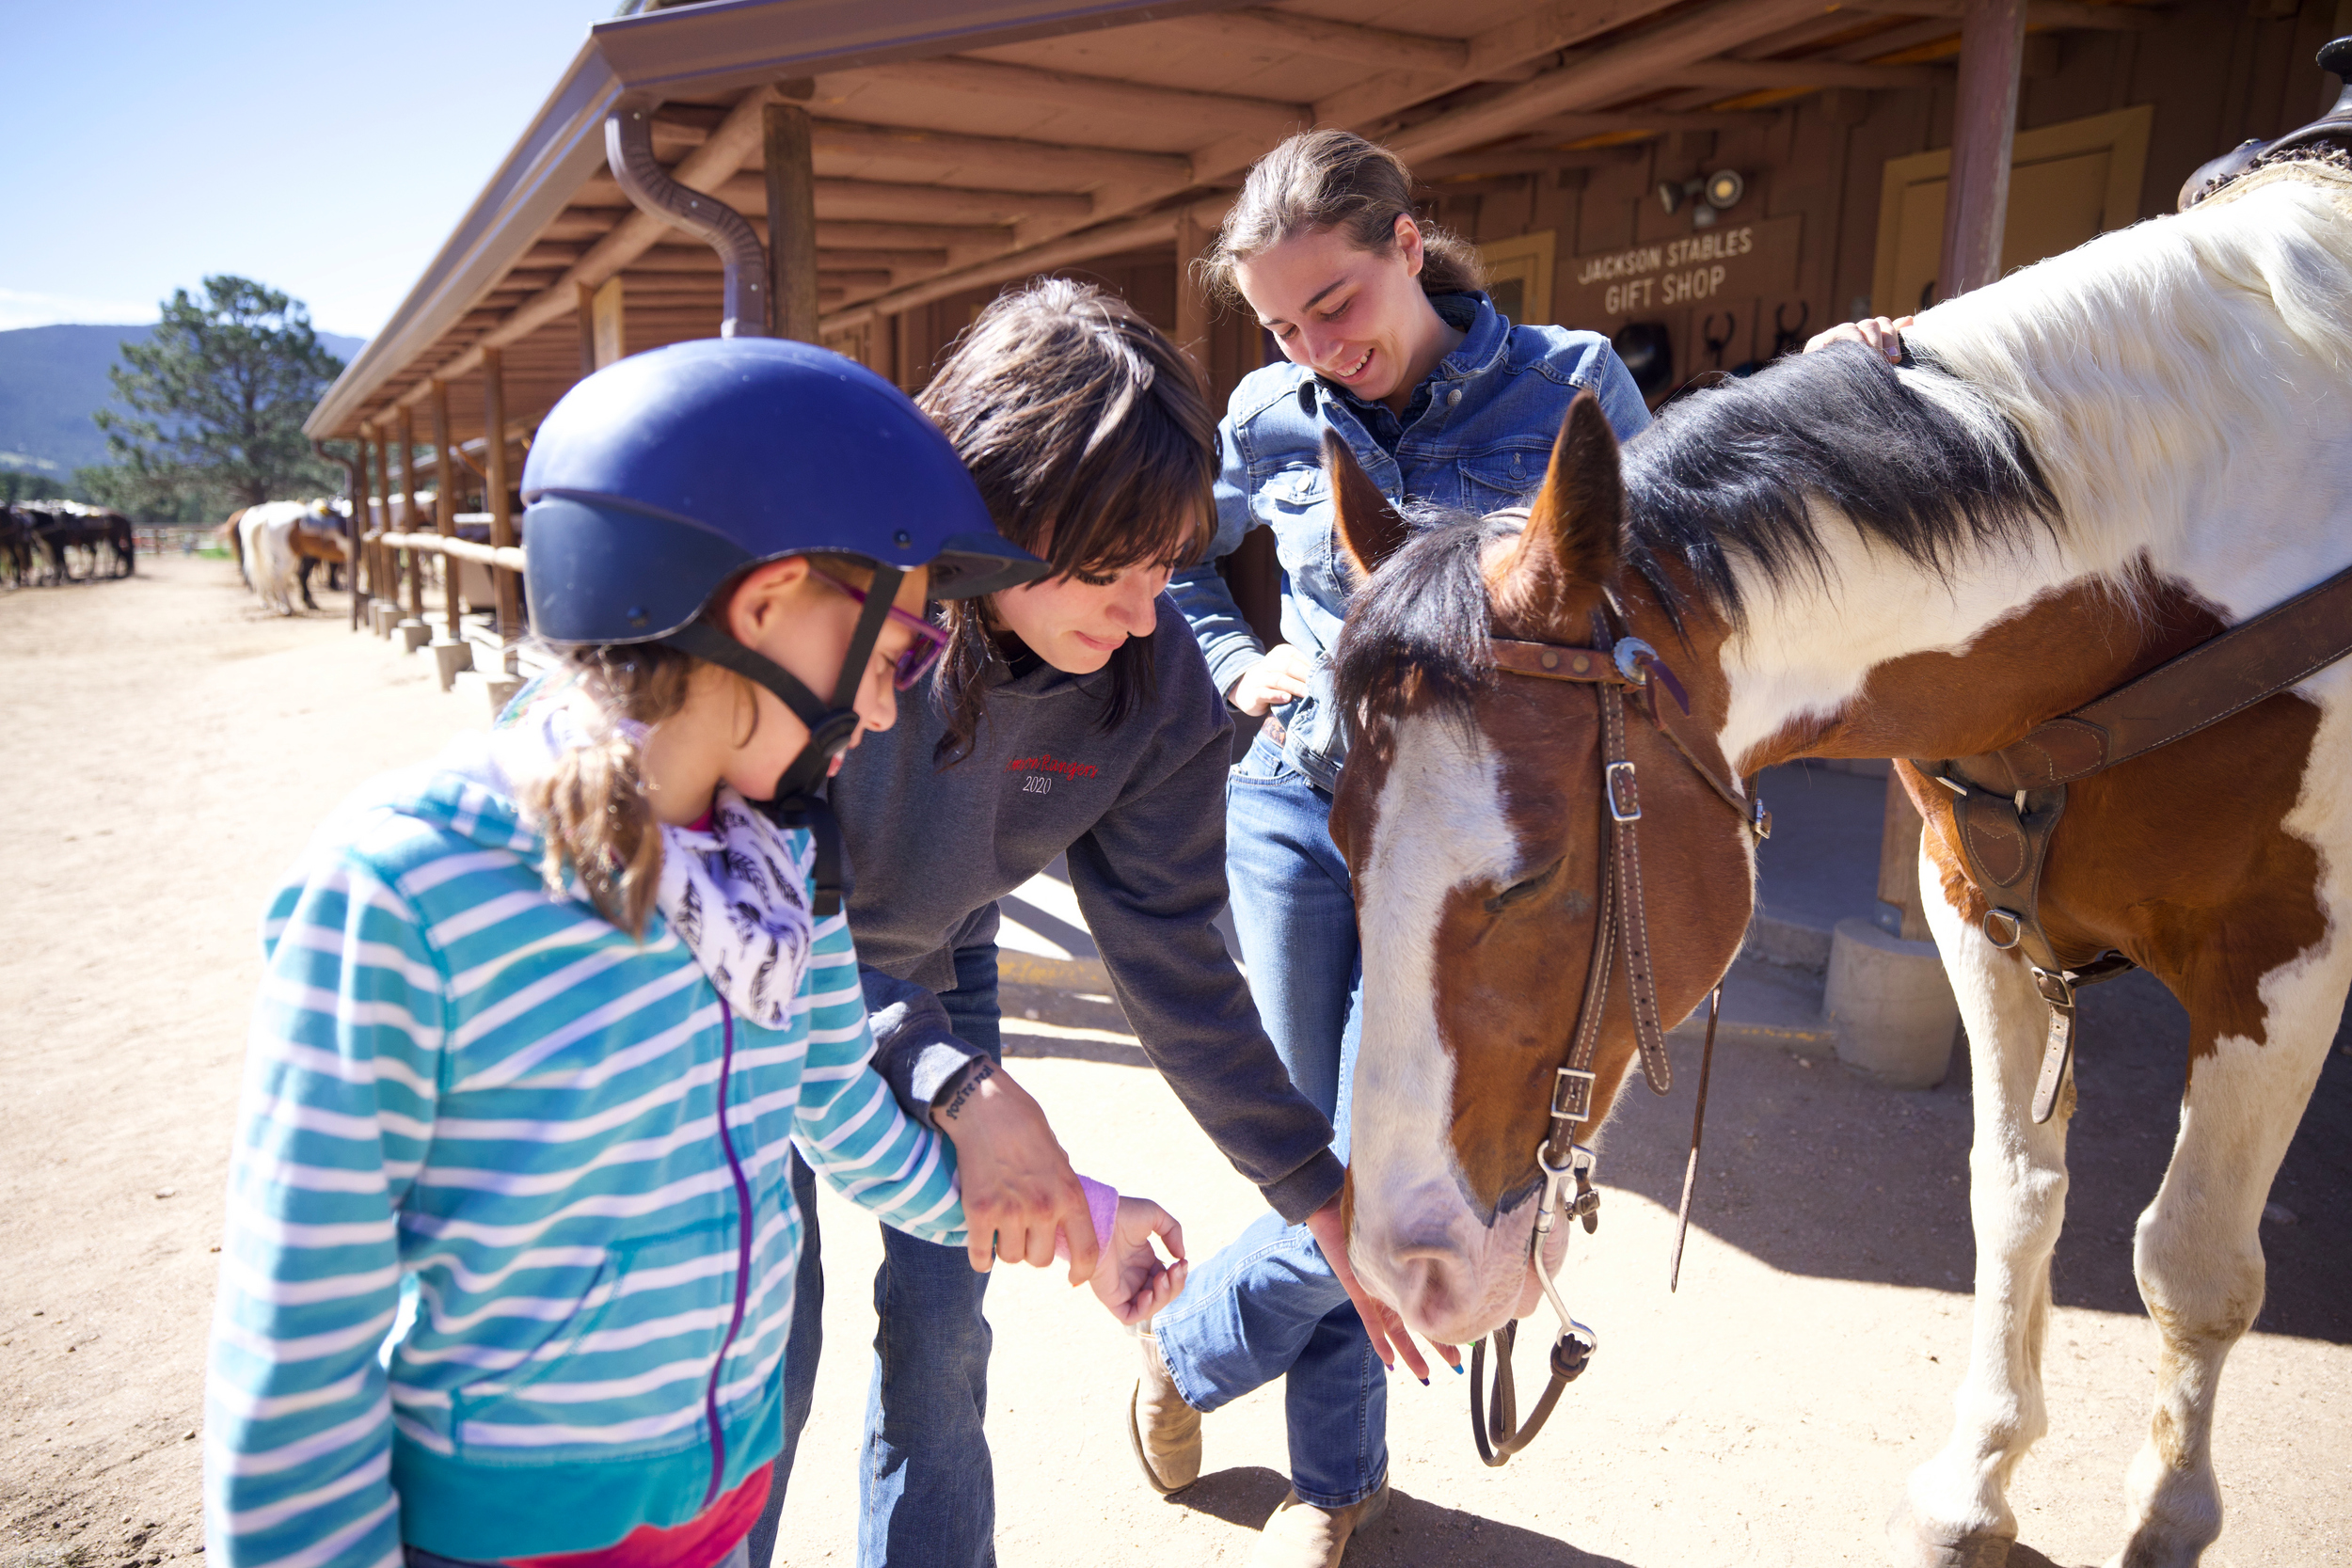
left=94, top=276, right=347, bottom=513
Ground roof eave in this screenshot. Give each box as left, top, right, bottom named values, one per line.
left=307, top=0, right=1254, bottom=440
left=307, top=37, right=619, bottom=439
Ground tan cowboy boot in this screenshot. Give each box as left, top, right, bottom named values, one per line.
left=1246, top=1481, right=1391, bottom=1568
left=1128, top=1328, right=1201, bottom=1494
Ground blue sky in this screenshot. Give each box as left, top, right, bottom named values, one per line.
left=6, top=1, right=610, bottom=341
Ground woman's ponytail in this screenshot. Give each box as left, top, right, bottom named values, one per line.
left=1201, top=129, right=1485, bottom=304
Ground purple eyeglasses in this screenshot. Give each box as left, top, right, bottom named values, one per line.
left=809, top=567, right=951, bottom=689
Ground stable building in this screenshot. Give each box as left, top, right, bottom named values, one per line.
left=305, top=0, right=2341, bottom=657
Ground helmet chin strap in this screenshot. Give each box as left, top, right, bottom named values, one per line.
left=661, top=565, right=904, bottom=916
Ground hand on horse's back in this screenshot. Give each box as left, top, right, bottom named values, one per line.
left=1806, top=315, right=1912, bottom=360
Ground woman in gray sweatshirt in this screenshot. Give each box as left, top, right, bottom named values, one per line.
left=743, top=280, right=1382, bottom=1568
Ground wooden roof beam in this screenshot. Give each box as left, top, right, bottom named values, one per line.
left=1382, top=0, right=1861, bottom=164
left=1856, top=0, right=2164, bottom=28
left=829, top=56, right=1311, bottom=140
left=389, top=83, right=777, bottom=410
left=814, top=219, right=1014, bottom=248
left=1160, top=8, right=1470, bottom=74
left=1318, top=0, right=1694, bottom=132
left=1666, top=57, right=1947, bottom=90
left=813, top=245, right=948, bottom=268
left=810, top=120, right=1190, bottom=189
left=808, top=177, right=1091, bottom=223
left=1503, top=108, right=1779, bottom=138
left=1414, top=146, right=1649, bottom=180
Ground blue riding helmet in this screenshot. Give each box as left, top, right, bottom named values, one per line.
left=521, top=336, right=1041, bottom=642
left=519, top=338, right=1042, bottom=913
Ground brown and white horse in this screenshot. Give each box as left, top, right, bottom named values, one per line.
left=1326, top=167, right=2352, bottom=1567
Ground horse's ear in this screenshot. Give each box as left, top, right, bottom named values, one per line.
left=1495, top=391, right=1624, bottom=631
left=1325, top=431, right=1408, bottom=584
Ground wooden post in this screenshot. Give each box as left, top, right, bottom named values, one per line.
left=432, top=377, right=461, bottom=641
left=1175, top=206, right=1213, bottom=378
left=765, top=102, right=818, bottom=341
left=1878, top=769, right=1933, bottom=941
left=578, top=282, right=598, bottom=376
left=351, top=429, right=372, bottom=630
left=483, top=347, right=519, bottom=643
left=1937, top=0, right=2028, bottom=301
left=397, top=406, right=424, bottom=626
left=370, top=425, right=391, bottom=631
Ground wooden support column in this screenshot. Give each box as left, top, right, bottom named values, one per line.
left=370, top=425, right=392, bottom=630
left=431, top=377, right=461, bottom=640
left=397, top=406, right=424, bottom=626
left=483, top=348, right=519, bottom=643
left=1878, top=770, right=1932, bottom=941
left=765, top=102, right=820, bottom=341
left=354, top=426, right=375, bottom=626
left=1938, top=0, right=2028, bottom=300
left=578, top=282, right=599, bottom=376
left=1174, top=206, right=1214, bottom=378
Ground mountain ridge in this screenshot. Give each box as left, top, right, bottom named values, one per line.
left=0, top=323, right=369, bottom=475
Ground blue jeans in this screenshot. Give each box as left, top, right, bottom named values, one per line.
left=1152, top=732, right=1385, bottom=1510
left=751, top=942, right=1003, bottom=1568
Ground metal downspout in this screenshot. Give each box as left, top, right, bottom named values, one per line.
left=605, top=104, right=770, bottom=337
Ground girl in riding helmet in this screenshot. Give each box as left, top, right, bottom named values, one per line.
left=203, top=340, right=1184, bottom=1568
left=1157, top=130, right=1654, bottom=1567
left=746, top=279, right=1371, bottom=1568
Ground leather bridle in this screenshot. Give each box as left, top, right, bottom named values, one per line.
left=1465, top=608, right=1768, bottom=1465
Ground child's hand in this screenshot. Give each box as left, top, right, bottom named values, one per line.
left=1087, top=1196, right=1186, bottom=1326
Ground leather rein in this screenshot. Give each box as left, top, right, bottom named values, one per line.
left=1465, top=612, right=1769, bottom=1466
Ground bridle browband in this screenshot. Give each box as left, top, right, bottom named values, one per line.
left=1465, top=609, right=1768, bottom=1466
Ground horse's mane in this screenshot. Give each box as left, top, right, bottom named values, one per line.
left=1619, top=343, right=2058, bottom=625
left=1332, top=346, right=2059, bottom=725
left=1337, top=176, right=2352, bottom=727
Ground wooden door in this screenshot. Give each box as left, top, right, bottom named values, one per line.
left=1872, top=104, right=2153, bottom=314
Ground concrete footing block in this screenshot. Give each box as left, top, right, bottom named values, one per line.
left=432, top=637, right=475, bottom=691
left=1824, top=916, right=1959, bottom=1088
left=482, top=673, right=524, bottom=712
left=367, top=602, right=390, bottom=637
left=397, top=617, right=430, bottom=652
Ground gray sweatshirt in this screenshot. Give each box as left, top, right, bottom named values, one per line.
left=831, top=594, right=1343, bottom=1224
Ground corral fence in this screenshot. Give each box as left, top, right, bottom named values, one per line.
left=354, top=506, right=546, bottom=708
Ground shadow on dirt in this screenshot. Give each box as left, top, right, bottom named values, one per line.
left=1171, top=1465, right=1643, bottom=1566
left=1596, top=968, right=2352, bottom=1343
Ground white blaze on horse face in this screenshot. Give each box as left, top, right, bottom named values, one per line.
left=1349, top=710, right=1545, bottom=1345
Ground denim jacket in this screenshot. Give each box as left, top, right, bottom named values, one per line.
left=1170, top=293, right=1652, bottom=790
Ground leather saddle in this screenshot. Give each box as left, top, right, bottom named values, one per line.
left=2181, top=37, right=2352, bottom=209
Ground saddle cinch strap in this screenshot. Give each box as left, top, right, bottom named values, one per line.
left=1915, top=555, right=2352, bottom=1124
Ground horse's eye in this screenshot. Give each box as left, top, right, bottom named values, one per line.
left=1484, top=860, right=1562, bottom=914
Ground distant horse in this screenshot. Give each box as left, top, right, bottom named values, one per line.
left=224, top=499, right=341, bottom=613
left=0, top=506, right=33, bottom=588
left=18, top=501, right=134, bottom=580
left=288, top=499, right=351, bottom=607
left=230, top=501, right=310, bottom=615
left=1327, top=163, right=2351, bottom=1567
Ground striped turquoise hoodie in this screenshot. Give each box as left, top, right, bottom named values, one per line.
left=204, top=738, right=964, bottom=1568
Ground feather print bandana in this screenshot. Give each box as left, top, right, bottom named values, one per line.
left=489, top=682, right=815, bottom=1029
left=654, top=788, right=815, bottom=1030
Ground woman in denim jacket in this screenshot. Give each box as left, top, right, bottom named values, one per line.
left=1159, top=130, right=1651, bottom=1568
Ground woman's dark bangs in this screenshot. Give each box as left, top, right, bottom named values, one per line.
left=1046, top=431, right=1215, bottom=577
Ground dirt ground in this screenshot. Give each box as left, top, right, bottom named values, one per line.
left=3, top=557, right=2346, bottom=1568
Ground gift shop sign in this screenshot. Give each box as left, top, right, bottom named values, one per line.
left=1559, top=214, right=1802, bottom=326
